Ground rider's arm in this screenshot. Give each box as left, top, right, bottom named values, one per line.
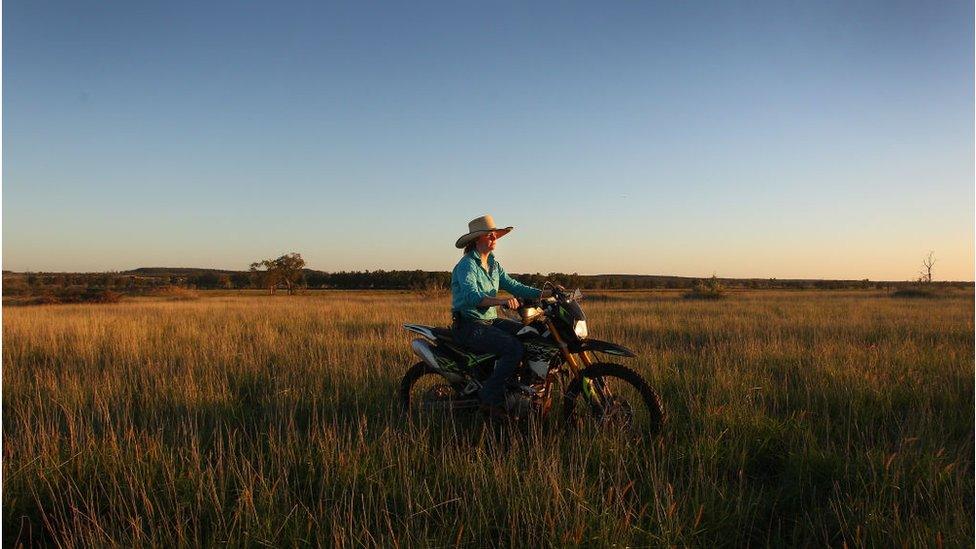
left=498, top=263, right=543, bottom=300
left=477, top=296, right=515, bottom=307
left=454, top=259, right=513, bottom=308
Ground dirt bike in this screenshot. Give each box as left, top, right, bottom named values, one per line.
left=398, top=283, right=665, bottom=436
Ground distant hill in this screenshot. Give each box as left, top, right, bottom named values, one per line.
left=125, top=267, right=243, bottom=277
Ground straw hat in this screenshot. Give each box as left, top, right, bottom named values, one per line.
left=455, top=215, right=513, bottom=248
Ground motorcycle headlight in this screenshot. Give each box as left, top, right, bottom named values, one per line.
left=573, top=320, right=588, bottom=339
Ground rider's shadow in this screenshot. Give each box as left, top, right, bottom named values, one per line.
left=398, top=412, right=564, bottom=454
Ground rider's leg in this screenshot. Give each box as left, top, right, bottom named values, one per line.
left=490, top=318, right=525, bottom=336
left=453, top=319, right=524, bottom=406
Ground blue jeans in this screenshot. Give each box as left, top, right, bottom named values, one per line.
left=452, top=317, right=524, bottom=406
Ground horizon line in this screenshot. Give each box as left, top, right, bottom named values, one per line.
left=3, top=266, right=973, bottom=285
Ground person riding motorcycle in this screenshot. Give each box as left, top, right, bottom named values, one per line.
left=451, top=215, right=554, bottom=419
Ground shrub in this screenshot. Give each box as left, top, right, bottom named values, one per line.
left=2, top=277, right=30, bottom=296
left=411, top=278, right=448, bottom=299
left=86, top=289, right=122, bottom=303
left=891, top=287, right=937, bottom=299
left=3, top=293, right=62, bottom=306
left=684, top=276, right=726, bottom=300
left=7, top=288, right=123, bottom=306
left=151, top=286, right=199, bottom=301
left=29, top=294, right=62, bottom=305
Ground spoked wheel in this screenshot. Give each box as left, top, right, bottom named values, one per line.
left=562, top=362, right=665, bottom=437
left=398, top=362, right=479, bottom=417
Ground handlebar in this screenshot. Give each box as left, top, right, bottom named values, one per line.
left=543, top=280, right=571, bottom=300
left=499, top=281, right=578, bottom=318
left=496, top=281, right=582, bottom=324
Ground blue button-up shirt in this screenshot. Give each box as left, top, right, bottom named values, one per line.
left=451, top=249, right=541, bottom=321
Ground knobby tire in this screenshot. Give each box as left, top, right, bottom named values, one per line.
left=562, top=362, right=666, bottom=436
left=398, top=361, right=435, bottom=415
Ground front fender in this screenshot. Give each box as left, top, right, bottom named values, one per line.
left=580, top=338, right=637, bottom=358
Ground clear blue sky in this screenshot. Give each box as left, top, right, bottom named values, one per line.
left=4, top=1, right=973, bottom=280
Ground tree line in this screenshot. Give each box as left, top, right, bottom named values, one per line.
left=6, top=268, right=971, bottom=296
left=3, top=250, right=968, bottom=298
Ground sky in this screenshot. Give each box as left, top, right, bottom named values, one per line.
left=4, top=0, right=974, bottom=280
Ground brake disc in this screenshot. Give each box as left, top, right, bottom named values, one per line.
left=599, top=396, right=635, bottom=427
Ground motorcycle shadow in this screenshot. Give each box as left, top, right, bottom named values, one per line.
left=398, top=410, right=573, bottom=452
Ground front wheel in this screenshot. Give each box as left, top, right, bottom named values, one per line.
left=562, top=362, right=665, bottom=437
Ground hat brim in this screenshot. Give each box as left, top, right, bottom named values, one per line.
left=455, top=226, right=513, bottom=248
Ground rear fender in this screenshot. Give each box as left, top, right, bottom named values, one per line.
left=580, top=338, right=637, bottom=358
left=403, top=324, right=437, bottom=341
left=410, top=338, right=465, bottom=383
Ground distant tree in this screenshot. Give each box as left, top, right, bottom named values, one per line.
left=230, top=272, right=250, bottom=289
left=305, top=270, right=329, bottom=289
left=920, top=251, right=936, bottom=283
left=250, top=253, right=306, bottom=295
left=250, top=262, right=279, bottom=293
left=192, top=272, right=221, bottom=289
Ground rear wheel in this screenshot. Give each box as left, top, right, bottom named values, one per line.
left=398, top=362, right=478, bottom=417
left=562, top=362, right=665, bottom=437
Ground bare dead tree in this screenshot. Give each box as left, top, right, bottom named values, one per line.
left=920, top=251, right=936, bottom=283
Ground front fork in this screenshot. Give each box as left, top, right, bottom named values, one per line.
left=578, top=351, right=611, bottom=409
left=543, top=321, right=611, bottom=413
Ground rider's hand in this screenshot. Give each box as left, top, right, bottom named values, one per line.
left=504, top=297, right=520, bottom=310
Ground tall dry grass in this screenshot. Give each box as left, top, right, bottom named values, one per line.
left=3, top=290, right=973, bottom=546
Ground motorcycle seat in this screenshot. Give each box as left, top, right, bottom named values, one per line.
left=430, top=327, right=456, bottom=343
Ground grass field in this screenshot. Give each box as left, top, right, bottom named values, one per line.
left=3, top=290, right=973, bottom=546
